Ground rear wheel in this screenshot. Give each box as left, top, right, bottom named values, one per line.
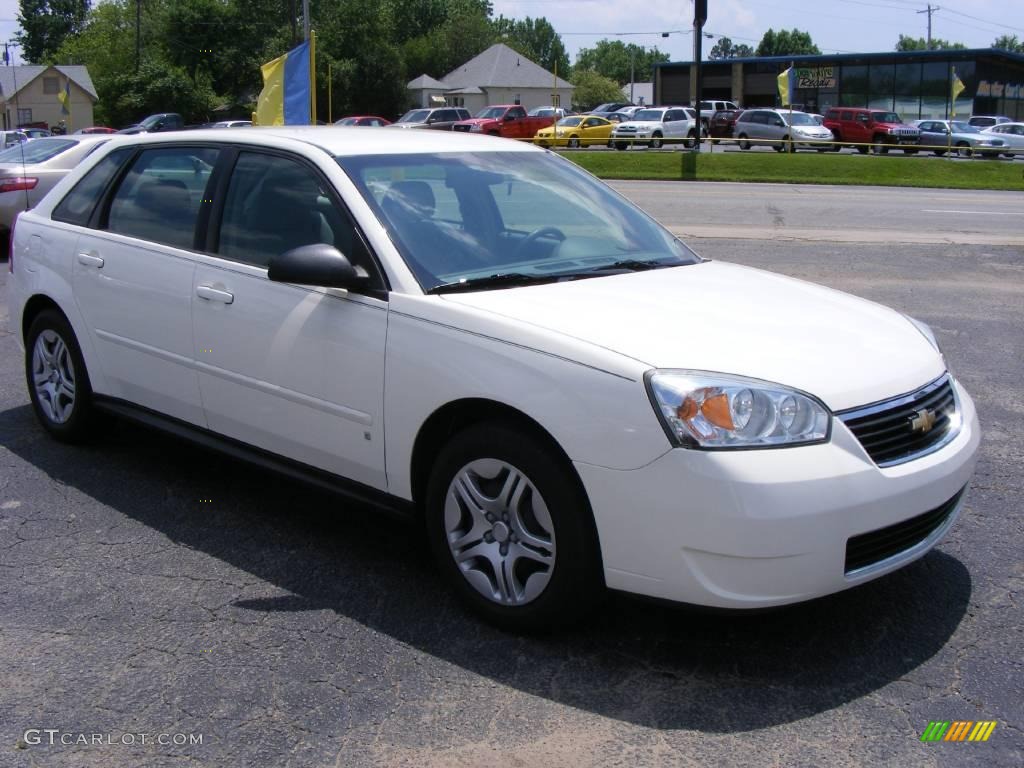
left=650, top=133, right=663, bottom=149
left=25, top=310, right=96, bottom=443
left=872, top=136, right=888, bottom=155
left=685, top=129, right=697, bottom=149
left=738, top=134, right=750, bottom=150
left=856, top=145, right=869, bottom=154
left=567, top=135, right=580, bottom=149
left=426, top=422, right=602, bottom=631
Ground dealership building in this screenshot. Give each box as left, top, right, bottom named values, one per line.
left=653, top=48, right=1024, bottom=120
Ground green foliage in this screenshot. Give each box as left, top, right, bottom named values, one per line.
left=16, top=0, right=90, bottom=63
left=895, top=35, right=966, bottom=51
left=755, top=29, right=821, bottom=57
left=493, top=16, right=569, bottom=75
left=101, top=60, right=218, bottom=126
left=709, top=36, right=754, bottom=60
left=992, top=35, right=1024, bottom=53
left=397, top=0, right=496, bottom=80
left=574, top=40, right=669, bottom=84
left=570, top=69, right=625, bottom=110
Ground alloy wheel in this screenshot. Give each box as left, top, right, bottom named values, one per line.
left=443, top=458, right=556, bottom=606
left=32, top=330, right=77, bottom=424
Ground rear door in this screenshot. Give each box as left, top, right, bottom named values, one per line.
left=70, top=144, right=219, bottom=424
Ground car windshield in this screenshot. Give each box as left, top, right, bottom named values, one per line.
left=871, top=112, right=902, bottom=123
left=785, top=113, right=817, bottom=126
left=397, top=110, right=431, bottom=124
left=337, top=117, right=359, bottom=125
left=337, top=151, right=700, bottom=292
left=140, top=115, right=166, bottom=129
left=0, top=138, right=76, bottom=164
left=951, top=122, right=979, bottom=133
left=556, top=117, right=583, bottom=127
left=475, top=107, right=507, bottom=119
left=528, top=107, right=554, bottom=116
left=633, top=109, right=664, bottom=121
left=591, top=103, right=620, bottom=113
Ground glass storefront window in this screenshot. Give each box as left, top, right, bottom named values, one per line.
left=894, top=63, right=922, bottom=119
left=950, top=61, right=975, bottom=118
left=921, top=61, right=949, bottom=119
left=869, top=64, right=895, bottom=111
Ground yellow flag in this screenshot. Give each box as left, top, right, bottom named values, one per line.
left=951, top=70, right=965, bottom=117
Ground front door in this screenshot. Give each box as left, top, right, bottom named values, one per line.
left=191, top=150, right=389, bottom=489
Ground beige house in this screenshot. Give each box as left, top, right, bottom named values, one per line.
left=407, top=44, right=573, bottom=114
left=0, top=65, right=98, bottom=132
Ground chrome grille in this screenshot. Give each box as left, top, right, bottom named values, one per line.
left=839, top=375, right=958, bottom=467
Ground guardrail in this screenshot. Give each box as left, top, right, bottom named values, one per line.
left=524, top=134, right=1019, bottom=158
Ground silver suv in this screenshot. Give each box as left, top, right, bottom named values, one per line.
left=735, top=109, right=834, bottom=152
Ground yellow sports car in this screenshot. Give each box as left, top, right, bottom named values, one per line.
left=534, top=116, right=615, bottom=148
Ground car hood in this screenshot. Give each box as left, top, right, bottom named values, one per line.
left=615, top=120, right=666, bottom=130
left=457, top=118, right=494, bottom=126
left=440, top=261, right=944, bottom=411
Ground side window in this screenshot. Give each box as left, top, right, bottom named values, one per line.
left=509, top=107, right=526, bottom=119
left=856, top=113, right=870, bottom=123
left=840, top=111, right=853, bottom=121
left=106, top=147, right=218, bottom=250
left=53, top=148, right=135, bottom=227
left=217, top=151, right=382, bottom=287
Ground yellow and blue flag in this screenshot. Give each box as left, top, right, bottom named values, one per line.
left=57, top=79, right=71, bottom=116
left=256, top=41, right=311, bottom=126
left=950, top=69, right=965, bottom=117
left=777, top=66, right=795, bottom=107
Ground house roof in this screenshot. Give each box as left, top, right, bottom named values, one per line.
left=407, top=74, right=447, bottom=90
left=441, top=44, right=572, bottom=89
left=0, top=65, right=99, bottom=102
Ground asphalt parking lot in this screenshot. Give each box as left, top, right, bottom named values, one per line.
left=1, top=184, right=1022, bottom=767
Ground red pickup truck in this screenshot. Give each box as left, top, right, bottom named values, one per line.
left=452, top=105, right=556, bottom=139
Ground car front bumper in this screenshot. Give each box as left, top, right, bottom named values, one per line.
left=576, top=377, right=980, bottom=608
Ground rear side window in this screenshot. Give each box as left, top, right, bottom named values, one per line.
left=840, top=111, right=854, bottom=121
left=52, top=147, right=134, bottom=227
left=107, top=146, right=218, bottom=250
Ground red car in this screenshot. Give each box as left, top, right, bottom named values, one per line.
left=74, top=126, right=117, bottom=134
left=334, top=116, right=391, bottom=127
left=708, top=109, right=742, bottom=143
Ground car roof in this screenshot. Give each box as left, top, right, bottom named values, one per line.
left=87, top=125, right=543, bottom=157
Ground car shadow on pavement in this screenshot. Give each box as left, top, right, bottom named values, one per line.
left=0, top=404, right=973, bottom=733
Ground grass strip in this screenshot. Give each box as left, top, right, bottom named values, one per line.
left=565, top=150, right=1024, bottom=191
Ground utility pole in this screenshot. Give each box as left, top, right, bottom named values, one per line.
left=135, top=0, right=141, bottom=72
left=693, top=0, right=707, bottom=153
left=916, top=4, right=939, bottom=50
left=302, top=0, right=310, bottom=42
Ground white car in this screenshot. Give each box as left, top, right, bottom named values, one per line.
left=981, top=122, right=1024, bottom=158
left=610, top=106, right=702, bottom=149
left=8, top=128, right=979, bottom=630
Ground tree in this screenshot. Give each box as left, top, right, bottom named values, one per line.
left=570, top=69, right=624, bottom=110
left=493, top=16, right=569, bottom=75
left=574, top=40, right=669, bottom=84
left=755, top=28, right=821, bottom=57
left=895, top=34, right=966, bottom=51
left=397, top=0, right=496, bottom=80
left=16, top=0, right=91, bottom=63
left=709, top=36, right=753, bottom=59
left=992, top=34, right=1024, bottom=53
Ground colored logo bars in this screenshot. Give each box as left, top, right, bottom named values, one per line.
left=921, top=721, right=997, bottom=742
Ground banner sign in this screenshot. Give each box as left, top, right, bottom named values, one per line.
left=795, top=66, right=836, bottom=89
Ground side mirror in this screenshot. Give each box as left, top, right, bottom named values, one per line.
left=268, top=244, right=368, bottom=289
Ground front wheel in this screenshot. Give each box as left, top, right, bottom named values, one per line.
left=567, top=136, right=580, bottom=149
left=650, top=133, right=663, bottom=149
left=738, top=134, right=750, bottom=150
left=25, top=309, right=96, bottom=443
left=614, top=141, right=628, bottom=151
left=872, top=137, right=889, bottom=155
left=426, top=422, right=602, bottom=630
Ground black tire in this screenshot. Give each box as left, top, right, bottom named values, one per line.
left=425, top=422, right=602, bottom=631
left=614, top=141, right=627, bottom=151
left=738, top=134, right=750, bottom=150
left=830, top=133, right=843, bottom=152
left=25, top=309, right=96, bottom=443
left=955, top=142, right=973, bottom=158
left=872, top=136, right=888, bottom=155
left=933, top=149, right=947, bottom=156
left=903, top=148, right=918, bottom=155
left=856, top=145, right=869, bottom=154
left=650, top=133, right=663, bottom=149
left=567, top=136, right=580, bottom=149
left=685, top=129, right=697, bottom=149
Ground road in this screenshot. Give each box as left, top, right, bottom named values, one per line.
left=609, top=181, right=1024, bottom=246
left=1, top=182, right=1022, bottom=767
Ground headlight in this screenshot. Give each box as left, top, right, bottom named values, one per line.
left=646, top=370, right=831, bottom=449
left=470, top=124, right=482, bottom=132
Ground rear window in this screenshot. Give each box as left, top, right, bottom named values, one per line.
left=52, top=147, right=135, bottom=227
left=0, top=138, right=76, bottom=164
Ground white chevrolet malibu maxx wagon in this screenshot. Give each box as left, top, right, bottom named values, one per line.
left=7, top=128, right=979, bottom=629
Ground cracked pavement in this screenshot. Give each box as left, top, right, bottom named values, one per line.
left=1, top=225, right=1022, bottom=766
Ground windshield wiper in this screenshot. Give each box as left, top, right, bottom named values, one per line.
left=576, top=258, right=676, bottom=274
left=427, top=272, right=559, bottom=295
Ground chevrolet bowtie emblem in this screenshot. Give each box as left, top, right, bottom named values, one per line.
left=911, top=408, right=937, bottom=433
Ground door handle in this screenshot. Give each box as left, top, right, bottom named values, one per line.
left=77, top=253, right=104, bottom=268
left=196, top=285, right=234, bottom=304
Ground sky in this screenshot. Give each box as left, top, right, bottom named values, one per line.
left=492, top=0, right=1024, bottom=64
left=0, top=0, right=1020, bottom=66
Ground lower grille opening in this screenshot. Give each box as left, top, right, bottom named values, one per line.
left=845, top=486, right=966, bottom=574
